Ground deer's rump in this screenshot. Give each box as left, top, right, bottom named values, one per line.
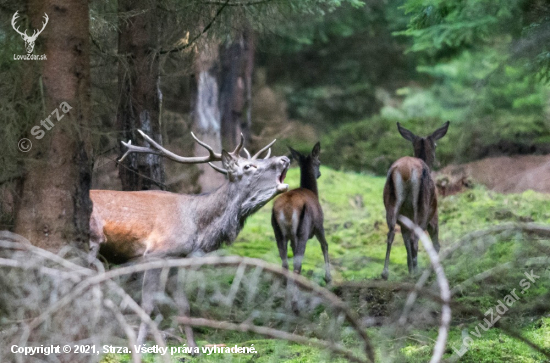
left=272, top=188, right=322, bottom=237
left=384, top=157, right=437, bottom=227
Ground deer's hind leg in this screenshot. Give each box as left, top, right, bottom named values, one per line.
left=400, top=226, right=415, bottom=276
left=382, top=175, right=403, bottom=280
left=314, top=226, right=332, bottom=283
left=427, top=212, right=440, bottom=253
left=272, top=212, right=289, bottom=270
left=292, top=213, right=312, bottom=276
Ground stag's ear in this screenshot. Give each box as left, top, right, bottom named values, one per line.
left=288, top=147, right=303, bottom=162
left=431, top=121, right=450, bottom=141
left=221, top=150, right=238, bottom=173
left=311, top=142, right=321, bottom=159
left=397, top=122, right=416, bottom=141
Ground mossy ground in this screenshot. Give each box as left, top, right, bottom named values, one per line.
left=102, top=166, right=550, bottom=362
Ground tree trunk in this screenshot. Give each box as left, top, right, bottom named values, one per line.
left=117, top=0, right=164, bottom=191
left=14, top=0, right=92, bottom=252
left=192, top=41, right=224, bottom=192
left=219, top=28, right=255, bottom=150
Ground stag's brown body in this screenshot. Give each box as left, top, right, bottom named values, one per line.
left=381, top=122, right=449, bottom=280
left=88, top=131, right=290, bottom=348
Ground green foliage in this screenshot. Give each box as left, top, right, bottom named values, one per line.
left=321, top=116, right=458, bottom=174
left=397, top=0, right=522, bottom=56
left=258, top=0, right=412, bottom=128
left=321, top=45, right=550, bottom=174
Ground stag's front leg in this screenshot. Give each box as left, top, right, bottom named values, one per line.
left=137, top=268, right=162, bottom=345
left=174, top=281, right=198, bottom=351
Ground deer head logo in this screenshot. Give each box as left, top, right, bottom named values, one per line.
left=12, top=11, right=48, bottom=54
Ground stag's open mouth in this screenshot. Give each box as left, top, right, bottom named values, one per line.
left=276, top=166, right=289, bottom=192
left=279, top=167, right=287, bottom=184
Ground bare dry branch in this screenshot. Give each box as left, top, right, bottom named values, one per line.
left=399, top=216, right=451, bottom=363
left=176, top=316, right=368, bottom=363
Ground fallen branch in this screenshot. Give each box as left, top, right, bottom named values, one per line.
left=399, top=216, right=451, bottom=363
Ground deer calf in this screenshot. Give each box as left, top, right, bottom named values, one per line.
left=271, top=142, right=332, bottom=283
left=381, top=121, right=449, bottom=280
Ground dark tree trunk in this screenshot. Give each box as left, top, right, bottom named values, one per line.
left=219, top=28, right=255, bottom=150
left=14, top=0, right=92, bottom=251
left=117, top=0, right=164, bottom=191
left=192, top=41, right=224, bottom=192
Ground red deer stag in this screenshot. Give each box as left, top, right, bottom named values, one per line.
left=381, top=121, right=449, bottom=280
left=271, top=142, right=331, bottom=283
left=89, top=131, right=290, bottom=347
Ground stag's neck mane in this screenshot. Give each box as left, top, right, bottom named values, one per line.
left=300, top=165, right=318, bottom=196
left=192, top=181, right=251, bottom=253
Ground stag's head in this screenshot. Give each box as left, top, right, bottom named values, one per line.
left=215, top=143, right=290, bottom=215
left=397, top=121, right=450, bottom=168
left=12, top=12, right=48, bottom=54
left=119, top=130, right=290, bottom=214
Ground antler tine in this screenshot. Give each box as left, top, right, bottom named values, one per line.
left=208, top=162, right=228, bottom=175
left=118, top=139, right=161, bottom=162
left=118, top=129, right=223, bottom=164
left=230, top=133, right=245, bottom=157
left=11, top=11, right=27, bottom=37
left=251, top=139, right=276, bottom=160
left=243, top=148, right=251, bottom=159
left=36, top=13, right=48, bottom=37
left=190, top=132, right=222, bottom=160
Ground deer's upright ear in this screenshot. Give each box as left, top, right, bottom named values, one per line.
left=311, top=142, right=321, bottom=159
left=288, top=147, right=303, bottom=162
left=397, top=122, right=416, bottom=141
left=221, top=150, right=238, bottom=173
left=431, top=121, right=450, bottom=141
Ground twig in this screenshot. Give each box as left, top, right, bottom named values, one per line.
left=159, top=0, right=231, bottom=55
left=104, top=299, right=141, bottom=363
left=396, top=222, right=550, bottom=327
left=176, top=316, right=367, bottom=363
left=28, top=255, right=375, bottom=363
left=399, top=216, right=451, bottom=363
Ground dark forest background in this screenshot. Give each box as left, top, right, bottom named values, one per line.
left=3, top=0, right=550, bottom=245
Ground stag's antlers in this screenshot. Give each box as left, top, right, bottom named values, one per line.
left=119, top=130, right=276, bottom=174
left=12, top=12, right=48, bottom=40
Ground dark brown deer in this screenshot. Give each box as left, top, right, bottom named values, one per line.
left=381, top=121, right=449, bottom=280
left=89, top=130, right=290, bottom=347
left=271, top=142, right=331, bottom=283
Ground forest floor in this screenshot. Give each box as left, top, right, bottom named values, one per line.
left=101, top=165, right=550, bottom=363
left=438, top=154, right=550, bottom=194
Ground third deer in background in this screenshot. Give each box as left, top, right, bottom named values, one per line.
left=271, top=142, right=332, bottom=283
left=381, top=121, right=450, bottom=280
